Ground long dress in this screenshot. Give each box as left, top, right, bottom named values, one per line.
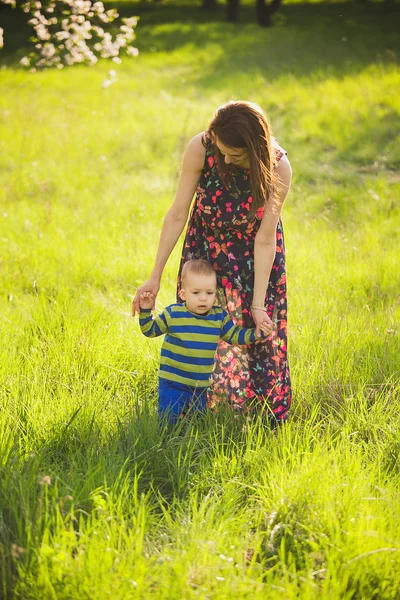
left=177, top=137, right=292, bottom=423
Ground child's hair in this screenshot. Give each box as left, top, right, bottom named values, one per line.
left=181, top=259, right=216, bottom=286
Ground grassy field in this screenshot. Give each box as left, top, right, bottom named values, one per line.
left=1, top=1, right=400, bottom=597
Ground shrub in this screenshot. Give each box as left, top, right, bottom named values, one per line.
left=0, top=0, right=139, bottom=69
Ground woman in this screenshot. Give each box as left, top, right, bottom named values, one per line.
left=133, top=100, right=292, bottom=424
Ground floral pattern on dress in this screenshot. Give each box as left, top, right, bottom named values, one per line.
left=177, top=137, right=292, bottom=423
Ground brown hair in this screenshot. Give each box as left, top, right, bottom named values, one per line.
left=203, top=100, right=279, bottom=218
left=181, top=259, right=216, bottom=286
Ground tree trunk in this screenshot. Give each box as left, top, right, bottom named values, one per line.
left=256, top=0, right=283, bottom=27
left=227, top=0, right=239, bottom=22
left=202, top=0, right=217, bottom=10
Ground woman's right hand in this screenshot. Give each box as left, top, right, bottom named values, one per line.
left=132, top=278, right=160, bottom=316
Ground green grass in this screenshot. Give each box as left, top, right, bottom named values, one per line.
left=0, top=1, right=400, bottom=597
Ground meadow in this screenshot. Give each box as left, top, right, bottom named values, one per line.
left=0, top=1, right=399, bottom=597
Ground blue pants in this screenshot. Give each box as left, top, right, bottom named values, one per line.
left=158, top=378, right=208, bottom=424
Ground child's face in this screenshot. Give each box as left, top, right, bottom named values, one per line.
left=180, top=272, right=217, bottom=315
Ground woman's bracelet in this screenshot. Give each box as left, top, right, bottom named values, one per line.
left=250, top=305, right=268, bottom=313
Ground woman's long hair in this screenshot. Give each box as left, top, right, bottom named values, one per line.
left=203, top=100, right=279, bottom=218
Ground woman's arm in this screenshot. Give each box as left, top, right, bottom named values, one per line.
left=150, top=133, right=205, bottom=280
left=252, top=154, right=292, bottom=332
left=132, top=133, right=206, bottom=316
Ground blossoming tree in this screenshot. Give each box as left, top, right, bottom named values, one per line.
left=0, top=0, right=139, bottom=69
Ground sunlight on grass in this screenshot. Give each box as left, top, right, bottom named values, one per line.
left=0, top=2, right=399, bottom=597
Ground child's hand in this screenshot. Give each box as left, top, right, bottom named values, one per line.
left=258, top=321, right=273, bottom=338
left=139, top=291, right=155, bottom=311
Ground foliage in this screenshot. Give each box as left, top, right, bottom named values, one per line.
left=0, top=0, right=138, bottom=69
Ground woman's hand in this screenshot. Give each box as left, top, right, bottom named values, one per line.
left=251, top=308, right=273, bottom=338
left=132, top=278, right=160, bottom=316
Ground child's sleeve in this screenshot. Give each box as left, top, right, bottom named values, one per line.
left=139, top=307, right=170, bottom=338
left=220, top=311, right=265, bottom=345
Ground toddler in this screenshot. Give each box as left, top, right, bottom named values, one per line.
left=139, top=259, right=272, bottom=424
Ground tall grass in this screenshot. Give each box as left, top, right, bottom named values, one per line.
left=0, top=1, right=399, bottom=597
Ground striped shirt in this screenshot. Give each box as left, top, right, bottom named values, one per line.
left=139, top=303, right=260, bottom=388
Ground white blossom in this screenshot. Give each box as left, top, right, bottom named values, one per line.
left=42, top=43, right=56, bottom=58
left=116, top=34, right=127, bottom=48
left=9, top=0, right=139, bottom=70
left=126, top=46, right=138, bottom=57
left=101, top=77, right=115, bottom=88
left=55, top=30, right=69, bottom=41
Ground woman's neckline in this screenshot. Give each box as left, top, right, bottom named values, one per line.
left=230, top=164, right=250, bottom=174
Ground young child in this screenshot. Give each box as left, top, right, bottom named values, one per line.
left=139, top=259, right=272, bottom=424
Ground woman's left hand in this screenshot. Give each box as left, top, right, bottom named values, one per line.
left=252, top=308, right=273, bottom=338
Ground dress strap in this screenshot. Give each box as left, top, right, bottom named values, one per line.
left=202, top=134, right=215, bottom=171
left=272, top=137, right=287, bottom=167
left=202, top=134, right=213, bottom=151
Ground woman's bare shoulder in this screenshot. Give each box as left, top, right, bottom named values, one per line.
left=275, top=153, right=292, bottom=185
left=183, top=132, right=207, bottom=171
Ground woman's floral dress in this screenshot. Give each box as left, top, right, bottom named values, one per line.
left=177, top=137, right=292, bottom=423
